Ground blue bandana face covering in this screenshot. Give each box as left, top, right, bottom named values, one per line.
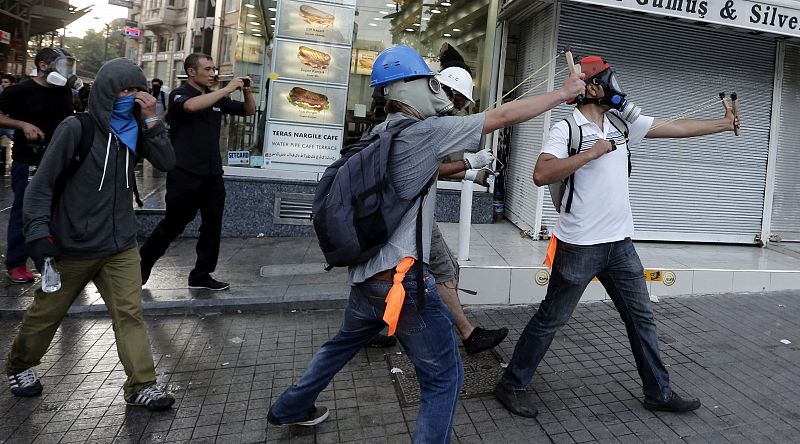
left=110, top=95, right=138, bottom=154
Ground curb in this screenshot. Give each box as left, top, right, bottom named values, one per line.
left=0, top=293, right=351, bottom=318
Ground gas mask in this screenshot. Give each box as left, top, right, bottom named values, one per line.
left=585, top=69, right=640, bottom=123
left=384, top=76, right=454, bottom=118
left=45, top=51, right=84, bottom=90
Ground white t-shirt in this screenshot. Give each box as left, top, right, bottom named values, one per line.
left=541, top=109, right=654, bottom=245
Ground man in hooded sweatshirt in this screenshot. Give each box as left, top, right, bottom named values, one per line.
left=5, top=58, right=177, bottom=411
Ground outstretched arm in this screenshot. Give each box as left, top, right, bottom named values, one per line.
left=483, top=73, right=585, bottom=135
left=647, top=106, right=739, bottom=138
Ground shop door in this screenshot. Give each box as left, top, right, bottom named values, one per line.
left=504, top=5, right=557, bottom=234
left=771, top=43, right=800, bottom=242
left=536, top=3, right=776, bottom=243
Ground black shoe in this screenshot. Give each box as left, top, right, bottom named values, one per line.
left=493, top=383, right=538, bottom=418
left=643, top=392, right=701, bottom=412
left=188, top=275, right=230, bottom=291
left=463, top=327, right=509, bottom=355
left=366, top=334, right=397, bottom=348
left=267, top=405, right=329, bottom=426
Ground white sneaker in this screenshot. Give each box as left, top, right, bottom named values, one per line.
left=125, top=384, right=175, bottom=411
left=9, top=367, right=43, bottom=397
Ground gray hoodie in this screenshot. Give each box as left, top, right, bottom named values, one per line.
left=23, top=58, right=175, bottom=259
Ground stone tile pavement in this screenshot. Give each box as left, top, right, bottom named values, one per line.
left=0, top=291, right=799, bottom=443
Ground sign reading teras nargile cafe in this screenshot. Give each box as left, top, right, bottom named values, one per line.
left=568, top=0, right=800, bottom=36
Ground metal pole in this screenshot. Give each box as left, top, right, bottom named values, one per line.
left=457, top=180, right=474, bottom=260
left=103, top=24, right=109, bottom=63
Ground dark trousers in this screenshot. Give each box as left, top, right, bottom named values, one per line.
left=5, top=162, right=30, bottom=269
left=139, top=167, right=225, bottom=280
left=500, top=238, right=673, bottom=402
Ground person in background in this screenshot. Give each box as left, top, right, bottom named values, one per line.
left=149, top=78, right=168, bottom=120
left=0, top=73, right=15, bottom=92
left=439, top=42, right=472, bottom=75
left=139, top=53, right=255, bottom=291
left=0, top=48, right=75, bottom=284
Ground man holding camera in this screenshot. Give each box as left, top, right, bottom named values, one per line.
left=140, top=53, right=255, bottom=290
left=0, top=48, right=75, bottom=283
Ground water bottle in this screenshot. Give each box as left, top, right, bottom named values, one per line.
left=41, top=257, right=61, bottom=293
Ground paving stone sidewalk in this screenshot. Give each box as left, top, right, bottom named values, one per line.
left=0, top=291, right=798, bottom=443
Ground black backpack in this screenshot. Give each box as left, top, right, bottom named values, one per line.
left=52, top=113, right=143, bottom=209
left=548, top=112, right=630, bottom=213
left=313, top=118, right=435, bottom=311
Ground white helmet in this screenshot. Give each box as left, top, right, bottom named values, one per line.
left=437, top=67, right=474, bottom=103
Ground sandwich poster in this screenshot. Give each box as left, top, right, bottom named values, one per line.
left=354, top=49, right=377, bottom=76
left=275, top=0, right=355, bottom=45
left=272, top=38, right=350, bottom=85
left=268, top=79, right=347, bottom=126
left=264, top=122, right=344, bottom=173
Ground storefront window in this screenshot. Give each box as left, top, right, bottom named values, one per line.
left=222, top=0, right=492, bottom=173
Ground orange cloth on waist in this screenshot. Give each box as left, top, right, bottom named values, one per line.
left=544, top=234, right=557, bottom=269
left=382, top=257, right=415, bottom=336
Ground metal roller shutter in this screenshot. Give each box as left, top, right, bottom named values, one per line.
left=771, top=43, right=800, bottom=241
left=505, top=4, right=557, bottom=234
left=539, top=3, right=776, bottom=243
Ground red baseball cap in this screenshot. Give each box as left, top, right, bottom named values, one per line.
left=566, top=55, right=610, bottom=105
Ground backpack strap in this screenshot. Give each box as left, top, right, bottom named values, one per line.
left=381, top=118, right=430, bottom=313
left=605, top=112, right=631, bottom=177
left=563, top=114, right=581, bottom=213
left=52, top=113, right=95, bottom=210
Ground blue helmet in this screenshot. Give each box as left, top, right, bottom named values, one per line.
left=370, top=45, right=435, bottom=88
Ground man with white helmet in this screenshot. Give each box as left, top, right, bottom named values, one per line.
left=267, top=45, right=585, bottom=442
left=427, top=66, right=510, bottom=356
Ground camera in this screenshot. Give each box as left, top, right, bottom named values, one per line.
left=241, top=77, right=251, bottom=88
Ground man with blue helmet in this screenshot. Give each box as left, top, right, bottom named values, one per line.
left=267, top=45, right=585, bottom=442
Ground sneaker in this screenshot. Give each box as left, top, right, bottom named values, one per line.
left=188, top=275, right=230, bottom=291
left=366, top=334, right=397, bottom=348
left=643, top=392, right=701, bottom=413
left=8, top=368, right=43, bottom=397
left=267, top=405, right=329, bottom=426
left=7, top=266, right=35, bottom=284
left=463, top=327, right=509, bottom=355
left=125, top=384, right=175, bottom=411
left=493, top=383, right=538, bottom=418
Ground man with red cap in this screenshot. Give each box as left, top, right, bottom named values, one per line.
left=494, top=55, right=740, bottom=417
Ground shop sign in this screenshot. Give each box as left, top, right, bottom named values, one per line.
left=108, top=0, right=135, bottom=8
left=275, top=0, right=356, bottom=45
left=0, top=30, right=10, bottom=45
left=141, top=54, right=155, bottom=61
left=570, top=0, right=800, bottom=37
left=268, top=80, right=347, bottom=126
left=156, top=53, right=169, bottom=61
left=227, top=150, right=250, bottom=165
left=264, top=123, right=343, bottom=173
left=124, top=26, right=141, bottom=38
left=263, top=0, right=356, bottom=175
left=173, top=51, right=184, bottom=60
left=272, top=38, right=351, bottom=85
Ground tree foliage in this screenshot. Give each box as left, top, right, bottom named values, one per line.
left=63, top=18, right=128, bottom=77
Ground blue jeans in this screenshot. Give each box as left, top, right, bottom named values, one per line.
left=500, top=238, right=672, bottom=401
left=5, top=162, right=30, bottom=269
left=268, top=268, right=464, bottom=443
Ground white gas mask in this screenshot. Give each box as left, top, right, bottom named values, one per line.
left=384, top=76, right=454, bottom=118
left=45, top=52, right=84, bottom=90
